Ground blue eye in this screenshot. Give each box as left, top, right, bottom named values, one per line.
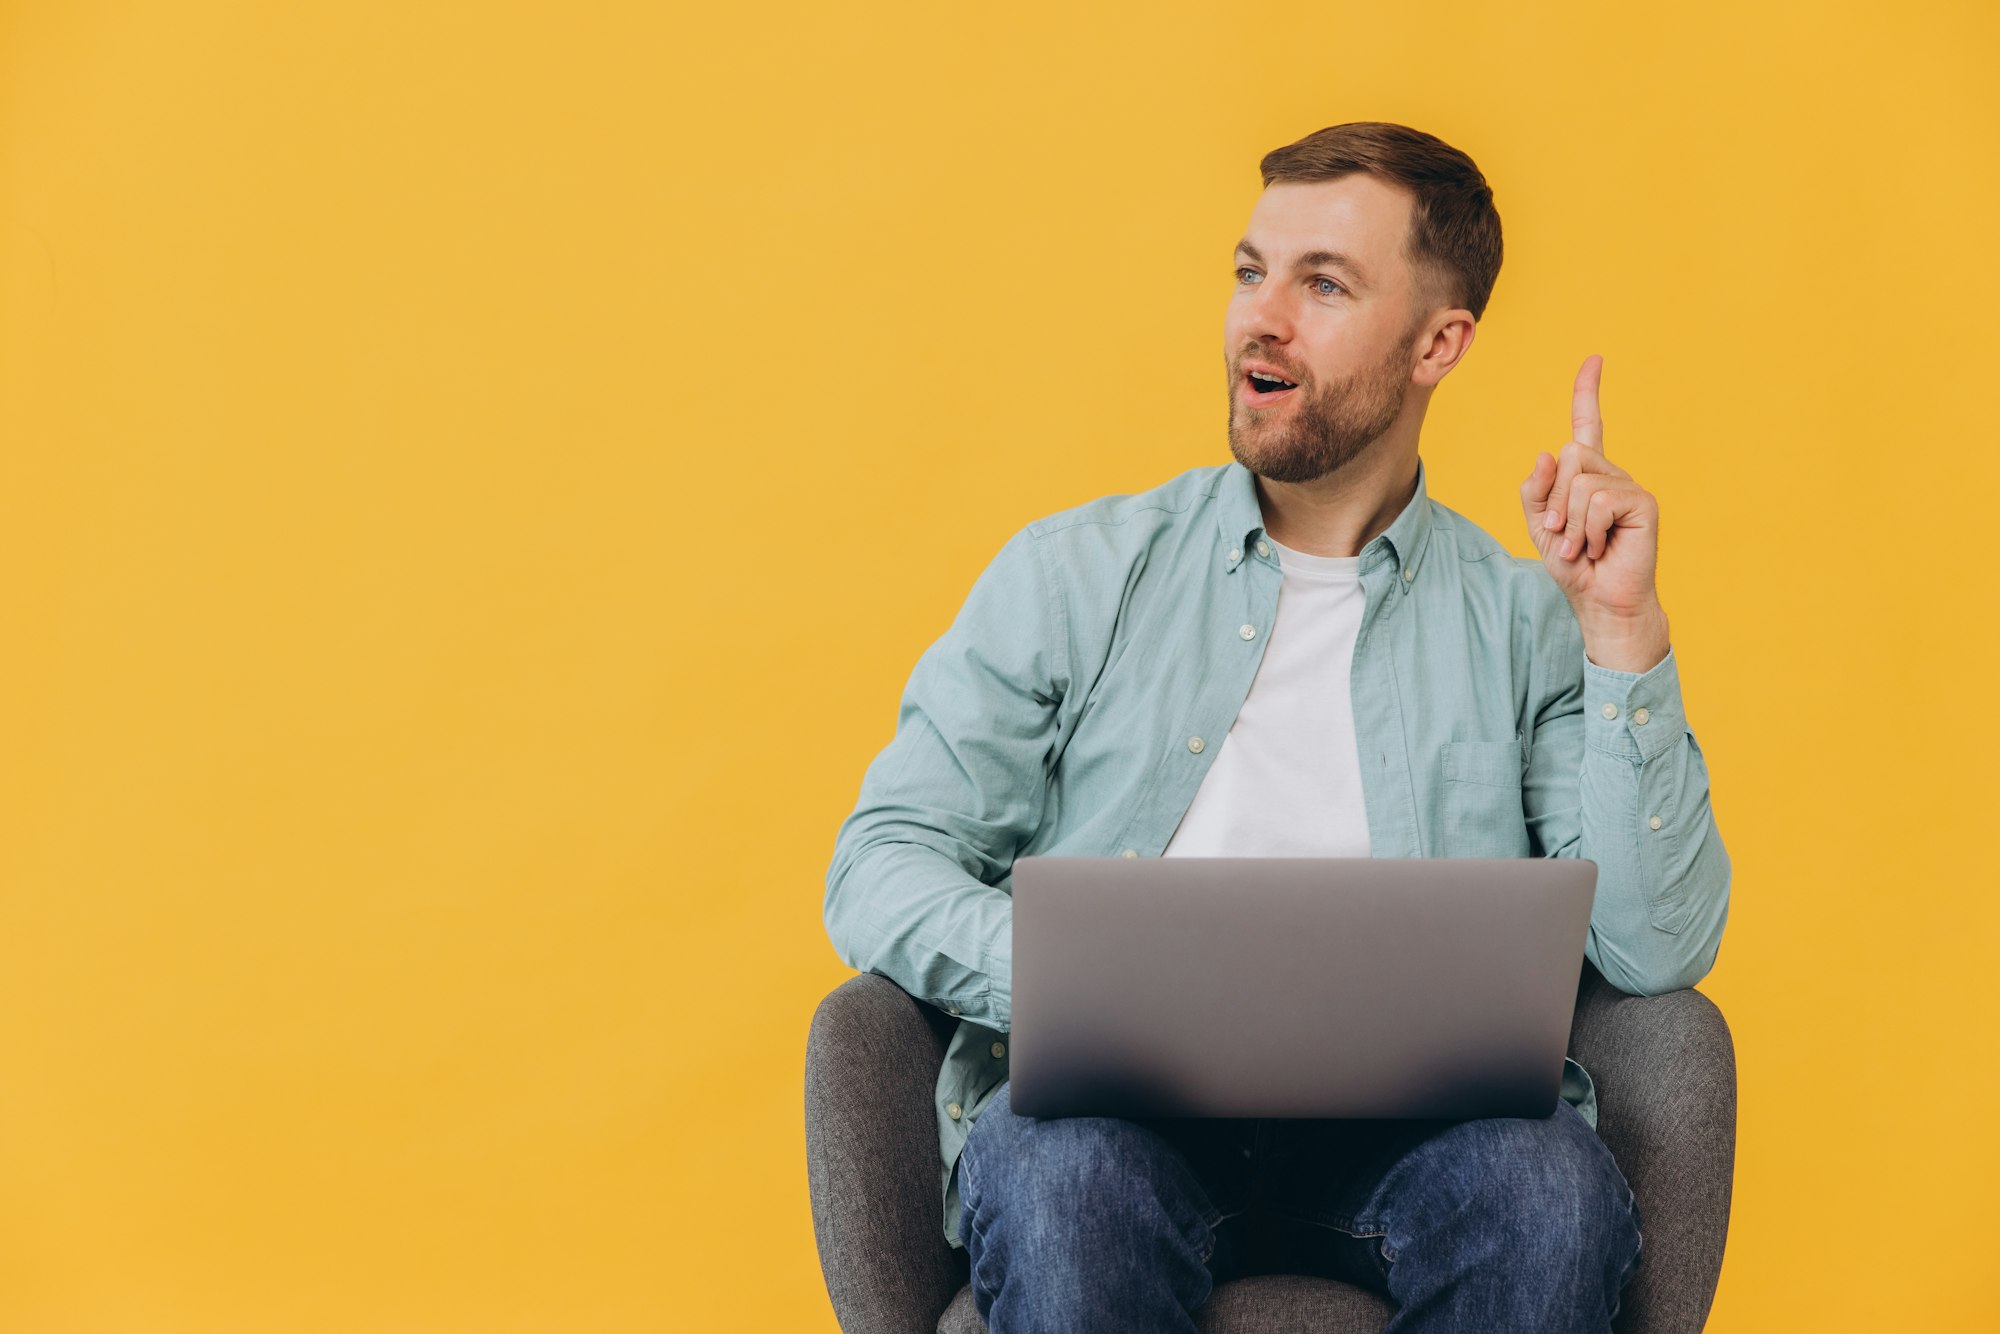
left=1234, top=266, right=1344, bottom=296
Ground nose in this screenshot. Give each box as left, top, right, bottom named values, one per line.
left=1236, top=272, right=1296, bottom=346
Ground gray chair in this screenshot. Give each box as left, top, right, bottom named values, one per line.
left=807, top=960, right=1735, bottom=1333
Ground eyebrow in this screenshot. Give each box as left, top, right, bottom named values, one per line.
left=1234, top=238, right=1371, bottom=289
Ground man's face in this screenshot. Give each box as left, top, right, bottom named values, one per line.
left=1225, top=175, right=1430, bottom=484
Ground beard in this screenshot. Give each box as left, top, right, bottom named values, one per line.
left=1226, top=342, right=1412, bottom=484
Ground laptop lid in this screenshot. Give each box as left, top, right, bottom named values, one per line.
left=1008, top=856, right=1598, bottom=1120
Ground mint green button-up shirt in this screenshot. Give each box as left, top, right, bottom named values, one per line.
left=824, top=454, right=1731, bottom=1251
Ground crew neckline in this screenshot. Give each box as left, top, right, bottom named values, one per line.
left=1265, top=533, right=1363, bottom=577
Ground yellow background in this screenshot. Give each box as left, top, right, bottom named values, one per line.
left=3, top=2, right=1994, bottom=1329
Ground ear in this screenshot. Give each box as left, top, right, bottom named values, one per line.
left=1413, top=310, right=1476, bottom=387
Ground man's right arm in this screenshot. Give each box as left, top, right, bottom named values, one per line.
left=823, top=524, right=1070, bottom=1032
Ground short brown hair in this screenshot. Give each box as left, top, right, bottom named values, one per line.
left=1259, top=122, right=1503, bottom=322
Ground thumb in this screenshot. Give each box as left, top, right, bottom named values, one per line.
left=1519, top=450, right=1557, bottom=529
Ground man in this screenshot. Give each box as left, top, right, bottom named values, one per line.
left=823, top=121, right=1729, bottom=1333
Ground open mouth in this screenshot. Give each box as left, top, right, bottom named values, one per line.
left=1243, top=370, right=1300, bottom=404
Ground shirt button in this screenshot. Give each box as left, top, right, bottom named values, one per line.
left=1634, top=707, right=1650, bottom=725
left=1649, top=815, right=1663, bottom=830
left=1120, top=848, right=1139, bottom=858
left=1601, top=704, right=1619, bottom=720
left=1187, top=736, right=1205, bottom=753
left=1228, top=548, right=1241, bottom=562
left=1256, top=540, right=1270, bottom=557
left=947, top=1102, right=962, bottom=1120
left=1239, top=624, right=1257, bottom=640
left=945, top=1002, right=961, bottom=1016
left=1403, top=566, right=1414, bottom=582
left=991, top=1041, right=1006, bottom=1059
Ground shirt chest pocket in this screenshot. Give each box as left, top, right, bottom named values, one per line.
left=1438, top=738, right=1531, bottom=857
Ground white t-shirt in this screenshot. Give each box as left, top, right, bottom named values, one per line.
left=1162, top=533, right=1374, bottom=858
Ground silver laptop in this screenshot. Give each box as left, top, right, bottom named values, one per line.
left=1008, top=856, right=1598, bottom=1120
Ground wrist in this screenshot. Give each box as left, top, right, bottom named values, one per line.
left=1580, top=603, right=1671, bottom=674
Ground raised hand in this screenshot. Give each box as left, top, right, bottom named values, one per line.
left=1520, top=355, right=1671, bottom=672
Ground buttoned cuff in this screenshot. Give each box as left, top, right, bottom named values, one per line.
left=1582, top=644, right=1684, bottom=763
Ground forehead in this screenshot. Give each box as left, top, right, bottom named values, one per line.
left=1239, top=175, right=1415, bottom=288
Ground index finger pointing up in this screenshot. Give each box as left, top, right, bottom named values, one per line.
left=1571, top=354, right=1604, bottom=451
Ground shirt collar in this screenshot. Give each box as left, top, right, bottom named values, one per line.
left=1215, top=454, right=1436, bottom=594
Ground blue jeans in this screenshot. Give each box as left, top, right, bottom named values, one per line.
left=957, top=1079, right=1643, bottom=1333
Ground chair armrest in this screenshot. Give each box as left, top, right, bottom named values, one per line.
left=806, top=972, right=964, bottom=1334
left=1569, top=961, right=1737, bottom=1334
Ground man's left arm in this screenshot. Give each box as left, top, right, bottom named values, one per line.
left=1518, top=353, right=1731, bottom=997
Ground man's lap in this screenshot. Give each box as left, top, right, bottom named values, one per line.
left=960, top=1078, right=1637, bottom=1294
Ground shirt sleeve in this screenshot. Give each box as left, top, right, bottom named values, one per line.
left=1521, top=575, right=1732, bottom=996
left=822, top=524, right=1070, bottom=1031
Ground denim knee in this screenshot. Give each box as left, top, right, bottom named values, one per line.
left=1382, top=1102, right=1642, bottom=1273
left=959, top=1079, right=1221, bottom=1266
